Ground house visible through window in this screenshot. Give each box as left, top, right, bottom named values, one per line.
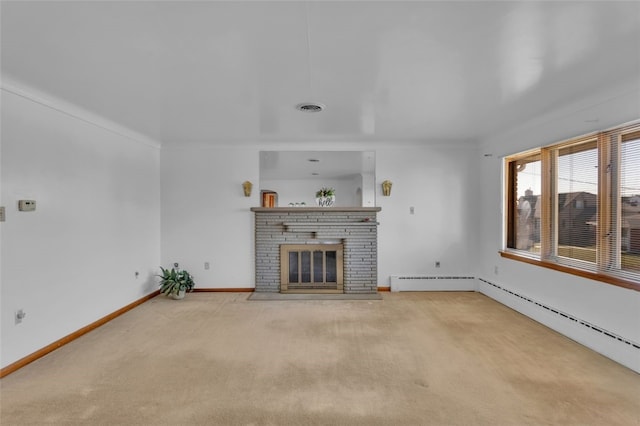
left=503, top=122, right=640, bottom=290
left=506, top=153, right=541, bottom=254
left=555, top=139, right=598, bottom=266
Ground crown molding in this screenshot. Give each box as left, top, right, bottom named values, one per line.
left=1, top=78, right=162, bottom=150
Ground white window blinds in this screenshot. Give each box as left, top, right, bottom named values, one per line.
left=504, top=121, right=640, bottom=289
left=613, top=130, right=640, bottom=282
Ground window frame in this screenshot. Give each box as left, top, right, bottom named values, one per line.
left=501, top=121, right=640, bottom=292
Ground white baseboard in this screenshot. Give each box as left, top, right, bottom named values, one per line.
left=390, top=275, right=477, bottom=292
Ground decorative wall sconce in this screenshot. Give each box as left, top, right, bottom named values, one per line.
left=242, top=181, right=253, bottom=197
left=382, top=180, right=393, bottom=196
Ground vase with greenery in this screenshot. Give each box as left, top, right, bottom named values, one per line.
left=315, top=187, right=336, bottom=207
left=158, top=265, right=195, bottom=300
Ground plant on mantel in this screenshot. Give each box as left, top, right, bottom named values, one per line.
left=315, top=187, right=335, bottom=198
left=315, top=187, right=336, bottom=207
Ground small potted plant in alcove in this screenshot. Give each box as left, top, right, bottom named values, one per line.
left=157, top=264, right=195, bottom=300
left=315, top=187, right=336, bottom=207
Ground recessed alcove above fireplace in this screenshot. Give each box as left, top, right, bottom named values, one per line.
left=251, top=207, right=381, bottom=294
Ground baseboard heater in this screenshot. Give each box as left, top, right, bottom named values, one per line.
left=479, top=278, right=640, bottom=351
left=390, top=275, right=476, bottom=292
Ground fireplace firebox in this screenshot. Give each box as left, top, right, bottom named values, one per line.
left=281, top=244, right=343, bottom=293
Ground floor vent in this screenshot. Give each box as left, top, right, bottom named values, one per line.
left=479, top=278, right=640, bottom=350
left=390, top=275, right=476, bottom=292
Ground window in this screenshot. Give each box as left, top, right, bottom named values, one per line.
left=506, top=153, right=541, bottom=254
left=619, top=131, right=640, bottom=274
left=554, top=139, right=598, bottom=267
left=503, top=122, right=640, bottom=290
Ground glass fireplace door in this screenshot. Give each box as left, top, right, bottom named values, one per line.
left=280, top=244, right=343, bottom=293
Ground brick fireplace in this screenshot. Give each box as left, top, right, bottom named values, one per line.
left=251, top=207, right=381, bottom=293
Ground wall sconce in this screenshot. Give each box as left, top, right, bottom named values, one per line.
left=242, top=181, right=253, bottom=197
left=382, top=180, right=392, bottom=196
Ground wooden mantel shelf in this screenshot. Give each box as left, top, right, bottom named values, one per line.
left=251, top=207, right=381, bottom=213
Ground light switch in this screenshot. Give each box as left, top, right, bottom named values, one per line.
left=18, top=200, right=36, bottom=211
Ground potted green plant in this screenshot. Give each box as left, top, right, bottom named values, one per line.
left=158, top=265, right=195, bottom=300
left=315, top=187, right=336, bottom=207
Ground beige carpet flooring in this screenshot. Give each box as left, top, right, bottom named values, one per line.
left=1, top=292, right=639, bottom=425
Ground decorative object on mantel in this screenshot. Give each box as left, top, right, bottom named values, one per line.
left=382, top=180, right=393, bottom=196
left=315, top=187, right=336, bottom=207
left=288, top=202, right=307, bottom=207
left=261, top=190, right=278, bottom=207
left=242, top=181, right=252, bottom=197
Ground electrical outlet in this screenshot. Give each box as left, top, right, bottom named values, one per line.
left=15, top=309, right=26, bottom=325
left=410, top=206, right=415, bottom=215
left=435, top=261, right=441, bottom=268
left=135, top=271, right=140, bottom=279
left=18, top=200, right=36, bottom=211
left=494, top=266, right=499, bottom=275
left=204, top=262, right=210, bottom=270
left=0, top=206, right=5, bottom=222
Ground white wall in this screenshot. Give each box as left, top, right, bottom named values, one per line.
left=160, top=141, right=480, bottom=289
left=160, top=146, right=258, bottom=288
left=0, top=87, right=161, bottom=369
left=376, top=143, right=480, bottom=283
left=361, top=172, right=375, bottom=207
left=477, top=80, right=640, bottom=372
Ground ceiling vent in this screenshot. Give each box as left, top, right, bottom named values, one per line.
left=296, top=103, right=325, bottom=113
